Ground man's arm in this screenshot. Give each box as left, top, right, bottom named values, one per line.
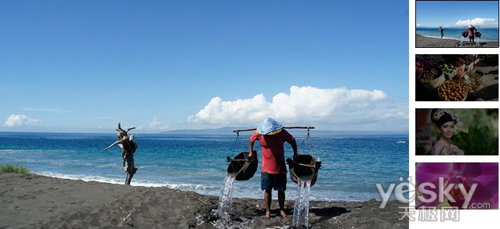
left=283, top=130, right=298, bottom=158
left=290, top=138, right=298, bottom=158
left=249, top=141, right=257, bottom=160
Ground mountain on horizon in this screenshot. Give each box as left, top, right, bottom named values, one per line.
left=160, top=127, right=244, bottom=135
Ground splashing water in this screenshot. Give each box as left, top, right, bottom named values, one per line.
left=196, top=174, right=250, bottom=229
left=291, top=180, right=312, bottom=229
left=217, top=174, right=236, bottom=219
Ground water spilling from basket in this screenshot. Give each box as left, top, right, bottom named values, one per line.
left=196, top=174, right=250, bottom=228
left=291, top=180, right=312, bottom=229
left=217, top=174, right=236, bottom=219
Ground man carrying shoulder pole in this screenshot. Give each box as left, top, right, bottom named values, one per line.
left=248, top=118, right=297, bottom=219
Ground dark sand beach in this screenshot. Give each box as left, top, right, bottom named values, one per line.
left=416, top=35, right=499, bottom=48
left=0, top=172, right=408, bottom=229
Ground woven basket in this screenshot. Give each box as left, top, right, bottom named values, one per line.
left=419, top=71, right=446, bottom=90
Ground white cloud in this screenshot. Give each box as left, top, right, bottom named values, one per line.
left=149, top=119, right=169, bottom=131
left=150, top=119, right=160, bottom=128
left=4, top=114, right=41, bottom=127
left=188, top=86, right=408, bottom=131
left=456, top=18, right=498, bottom=27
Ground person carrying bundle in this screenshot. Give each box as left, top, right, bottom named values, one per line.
left=103, top=123, right=138, bottom=185
left=249, top=118, right=297, bottom=218
left=467, top=24, right=477, bottom=46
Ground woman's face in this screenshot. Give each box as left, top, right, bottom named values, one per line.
left=439, top=121, right=455, bottom=139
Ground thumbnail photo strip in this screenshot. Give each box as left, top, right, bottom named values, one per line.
left=411, top=0, right=500, bottom=226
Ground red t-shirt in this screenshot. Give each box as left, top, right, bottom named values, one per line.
left=250, top=129, right=295, bottom=174
left=468, top=27, right=475, bottom=36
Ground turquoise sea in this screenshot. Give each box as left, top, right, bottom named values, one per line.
left=416, top=27, right=499, bottom=42
left=0, top=132, right=408, bottom=201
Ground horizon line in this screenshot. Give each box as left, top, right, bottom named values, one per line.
left=0, top=130, right=409, bottom=135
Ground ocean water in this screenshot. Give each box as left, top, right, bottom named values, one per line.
left=0, top=132, right=408, bottom=201
left=416, top=27, right=499, bottom=42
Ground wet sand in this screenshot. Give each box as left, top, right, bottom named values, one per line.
left=0, top=172, right=408, bottom=229
left=416, top=35, right=499, bottom=48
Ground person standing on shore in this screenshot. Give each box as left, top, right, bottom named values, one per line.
left=439, top=26, right=444, bottom=39
left=103, top=123, right=138, bottom=185
left=249, top=118, right=297, bottom=219
left=467, top=24, right=477, bottom=46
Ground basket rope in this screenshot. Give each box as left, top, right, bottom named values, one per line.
left=296, top=127, right=315, bottom=158
left=292, top=127, right=318, bottom=182
left=229, top=131, right=240, bottom=175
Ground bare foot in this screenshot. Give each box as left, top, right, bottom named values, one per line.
left=265, top=211, right=271, bottom=219
left=280, top=210, right=287, bottom=217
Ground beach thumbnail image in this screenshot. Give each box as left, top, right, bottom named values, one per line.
left=416, top=0, right=499, bottom=48
left=416, top=54, right=498, bottom=101
left=416, top=108, right=498, bottom=155
left=416, top=163, right=499, bottom=209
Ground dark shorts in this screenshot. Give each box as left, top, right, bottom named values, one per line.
left=261, top=172, right=287, bottom=191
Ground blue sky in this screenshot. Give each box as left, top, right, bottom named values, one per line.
left=416, top=0, right=499, bottom=28
left=1, top=0, right=408, bottom=133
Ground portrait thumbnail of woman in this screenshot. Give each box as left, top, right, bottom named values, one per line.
left=430, top=109, right=463, bottom=155
left=416, top=109, right=498, bottom=155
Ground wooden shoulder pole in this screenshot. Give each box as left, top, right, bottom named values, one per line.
left=233, top=126, right=315, bottom=133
